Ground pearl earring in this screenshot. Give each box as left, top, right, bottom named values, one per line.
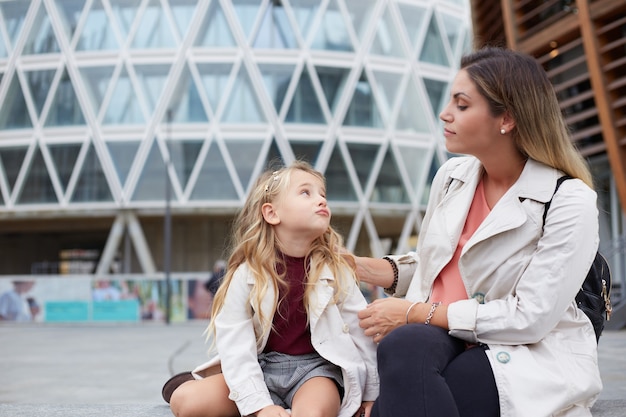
left=500, top=128, right=506, bottom=135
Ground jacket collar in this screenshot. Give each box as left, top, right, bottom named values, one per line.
left=449, top=157, right=561, bottom=205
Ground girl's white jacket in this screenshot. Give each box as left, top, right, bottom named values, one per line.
left=191, top=262, right=379, bottom=417
left=390, top=156, right=602, bottom=417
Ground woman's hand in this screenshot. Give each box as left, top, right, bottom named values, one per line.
left=358, top=298, right=413, bottom=343
left=354, top=400, right=375, bottom=417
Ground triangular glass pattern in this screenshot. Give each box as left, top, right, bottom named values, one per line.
left=343, top=0, right=377, bottom=40
left=0, top=146, right=28, bottom=193
left=109, top=0, right=141, bottom=40
left=103, top=67, right=145, bottom=124
left=316, top=66, right=350, bottom=113
left=48, top=143, right=82, bottom=191
left=22, top=3, right=61, bottom=55
left=289, top=0, right=320, bottom=40
left=169, top=0, right=198, bottom=39
left=231, top=0, right=262, bottom=41
left=423, top=78, right=447, bottom=119
left=311, top=0, right=353, bottom=52
left=24, top=69, right=56, bottom=116
left=45, top=69, right=87, bottom=126
left=397, top=3, right=426, bottom=51
left=258, top=63, right=296, bottom=115
left=0, top=1, right=30, bottom=48
left=190, top=141, right=238, bottom=200
left=132, top=139, right=168, bottom=201
left=0, top=33, right=7, bottom=57
left=134, top=64, right=172, bottom=115
left=222, top=66, right=265, bottom=123
left=70, top=144, right=114, bottom=202
left=346, top=142, right=379, bottom=191
left=370, top=6, right=404, bottom=58
left=370, top=70, right=402, bottom=121
left=262, top=139, right=285, bottom=171
left=370, top=148, right=409, bottom=203
left=332, top=214, right=355, bottom=247
left=224, top=138, right=264, bottom=191
left=354, top=220, right=372, bottom=258
left=78, top=65, right=115, bottom=115
left=169, top=65, right=209, bottom=123
left=396, top=78, right=430, bottom=133
left=76, top=0, right=119, bottom=51
left=131, top=0, right=176, bottom=49
left=285, top=67, right=325, bottom=124
left=53, top=0, right=86, bottom=44
left=253, top=3, right=298, bottom=49
left=397, top=145, right=428, bottom=192
left=419, top=16, right=449, bottom=66
left=343, top=71, right=383, bottom=128
left=194, top=0, right=236, bottom=47
left=289, top=140, right=323, bottom=166
left=0, top=74, right=33, bottom=129
left=106, top=140, right=140, bottom=187
left=325, top=144, right=357, bottom=201
left=196, top=63, right=234, bottom=113
left=17, top=145, right=58, bottom=204
left=440, top=12, right=462, bottom=54
left=167, top=140, right=203, bottom=191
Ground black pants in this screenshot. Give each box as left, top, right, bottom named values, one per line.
left=372, top=324, right=500, bottom=417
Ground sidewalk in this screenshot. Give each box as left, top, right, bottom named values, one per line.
left=0, top=322, right=624, bottom=416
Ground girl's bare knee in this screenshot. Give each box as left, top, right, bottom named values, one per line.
left=169, top=383, right=201, bottom=417
left=291, top=409, right=336, bottom=417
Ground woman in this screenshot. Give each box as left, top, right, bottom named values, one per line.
left=355, top=47, right=602, bottom=416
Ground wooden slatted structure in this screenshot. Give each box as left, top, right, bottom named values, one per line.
left=469, top=0, right=626, bottom=215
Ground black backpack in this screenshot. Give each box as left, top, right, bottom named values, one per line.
left=543, top=176, right=613, bottom=342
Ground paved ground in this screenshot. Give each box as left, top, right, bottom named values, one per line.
left=0, top=322, right=624, bottom=416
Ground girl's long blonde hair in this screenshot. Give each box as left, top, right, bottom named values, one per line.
left=207, top=160, right=355, bottom=348
left=461, top=47, right=593, bottom=188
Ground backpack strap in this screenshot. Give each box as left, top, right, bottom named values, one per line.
left=542, top=175, right=573, bottom=228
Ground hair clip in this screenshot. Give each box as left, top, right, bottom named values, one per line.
left=264, top=172, right=279, bottom=192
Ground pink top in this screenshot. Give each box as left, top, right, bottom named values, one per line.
left=430, top=179, right=491, bottom=305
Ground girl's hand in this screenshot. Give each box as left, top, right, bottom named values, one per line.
left=358, top=297, right=413, bottom=343
left=256, top=404, right=291, bottom=417
left=354, top=400, right=374, bottom=417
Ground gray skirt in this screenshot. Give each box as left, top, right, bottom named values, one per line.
left=258, top=351, right=344, bottom=409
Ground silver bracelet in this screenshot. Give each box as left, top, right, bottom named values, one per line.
left=424, top=302, right=441, bottom=325
left=405, top=301, right=421, bottom=324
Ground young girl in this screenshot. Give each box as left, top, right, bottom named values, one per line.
left=166, top=161, right=378, bottom=417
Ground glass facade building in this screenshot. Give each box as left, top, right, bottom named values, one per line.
left=0, top=0, right=471, bottom=321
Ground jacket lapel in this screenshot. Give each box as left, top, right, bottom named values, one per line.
left=466, top=159, right=559, bottom=249
left=308, top=265, right=335, bottom=333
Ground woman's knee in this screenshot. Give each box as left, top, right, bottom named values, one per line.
left=379, top=324, right=448, bottom=358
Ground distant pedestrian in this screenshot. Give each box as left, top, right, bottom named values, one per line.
left=204, top=259, right=226, bottom=296
left=0, top=280, right=39, bottom=321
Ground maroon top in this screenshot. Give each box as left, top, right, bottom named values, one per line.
left=263, top=254, right=315, bottom=355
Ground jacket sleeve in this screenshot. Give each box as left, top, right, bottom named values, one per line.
left=214, top=266, right=273, bottom=415
left=339, top=277, right=379, bottom=401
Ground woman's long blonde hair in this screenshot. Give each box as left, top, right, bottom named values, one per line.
left=461, top=47, right=593, bottom=188
left=207, top=160, right=355, bottom=348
